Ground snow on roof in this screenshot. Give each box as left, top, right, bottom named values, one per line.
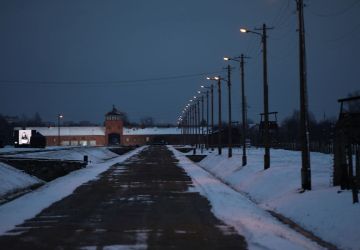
left=14, top=126, right=182, bottom=136
left=15, top=127, right=105, bottom=136
left=123, top=127, right=181, bottom=135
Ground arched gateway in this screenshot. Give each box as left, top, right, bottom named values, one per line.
left=105, top=105, right=125, bottom=146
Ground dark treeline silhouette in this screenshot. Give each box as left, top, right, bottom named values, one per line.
left=272, top=110, right=336, bottom=153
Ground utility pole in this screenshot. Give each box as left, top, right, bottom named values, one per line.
left=211, top=84, right=214, bottom=150
left=57, top=114, right=63, bottom=147
left=217, top=78, right=222, bottom=155
left=297, top=0, right=311, bottom=190
left=227, top=65, right=233, bottom=158
left=197, top=99, right=201, bottom=153
left=201, top=95, right=204, bottom=153
left=195, top=101, right=199, bottom=150
left=240, top=54, right=248, bottom=166
left=255, top=23, right=273, bottom=170
left=206, top=90, right=209, bottom=149
left=191, top=105, right=196, bottom=154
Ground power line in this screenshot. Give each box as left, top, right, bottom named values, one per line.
left=271, top=0, right=291, bottom=27
left=308, top=0, right=360, bottom=18
left=0, top=70, right=224, bottom=86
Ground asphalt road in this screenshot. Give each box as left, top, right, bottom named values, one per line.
left=0, top=146, right=247, bottom=249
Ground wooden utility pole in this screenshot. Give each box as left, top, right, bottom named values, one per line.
left=297, top=0, right=311, bottom=190
left=201, top=96, right=204, bottom=153
left=210, top=85, right=214, bottom=150
left=217, top=78, right=222, bottom=155
left=255, top=23, right=272, bottom=169
left=240, top=54, right=248, bottom=166
left=227, top=65, right=233, bottom=158
left=206, top=90, right=209, bottom=149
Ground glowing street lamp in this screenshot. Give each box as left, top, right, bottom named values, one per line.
left=57, top=114, right=63, bottom=146
left=240, top=23, right=272, bottom=169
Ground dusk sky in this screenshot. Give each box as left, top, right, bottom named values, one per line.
left=0, top=0, right=359, bottom=124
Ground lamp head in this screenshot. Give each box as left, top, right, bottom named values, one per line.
left=240, top=28, right=248, bottom=33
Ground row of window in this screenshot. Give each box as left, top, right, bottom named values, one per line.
left=60, top=140, right=97, bottom=146
left=125, top=137, right=150, bottom=143
left=106, top=115, right=121, bottom=121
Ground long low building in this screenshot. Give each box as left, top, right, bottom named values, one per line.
left=14, top=107, right=182, bottom=147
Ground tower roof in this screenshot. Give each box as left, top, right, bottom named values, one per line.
left=106, top=105, right=124, bottom=116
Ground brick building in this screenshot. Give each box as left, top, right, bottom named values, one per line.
left=14, top=106, right=181, bottom=147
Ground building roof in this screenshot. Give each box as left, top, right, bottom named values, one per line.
left=123, top=127, right=181, bottom=135
left=15, top=127, right=105, bottom=136
left=105, top=105, right=125, bottom=116
left=14, top=126, right=182, bottom=136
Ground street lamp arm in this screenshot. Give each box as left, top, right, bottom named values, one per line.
left=240, top=28, right=262, bottom=37
left=224, top=56, right=241, bottom=62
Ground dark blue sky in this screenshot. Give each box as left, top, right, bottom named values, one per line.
left=0, top=0, right=359, bottom=124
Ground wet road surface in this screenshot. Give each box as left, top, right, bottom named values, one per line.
left=0, top=146, right=247, bottom=249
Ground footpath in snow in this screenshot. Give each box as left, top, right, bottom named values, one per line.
left=170, top=146, right=360, bottom=250
left=0, top=146, right=145, bottom=235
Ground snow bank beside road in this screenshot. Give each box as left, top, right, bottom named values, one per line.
left=1, top=147, right=119, bottom=163
left=175, top=147, right=360, bottom=250
left=0, top=162, right=43, bottom=198
left=0, top=146, right=145, bottom=235
left=170, top=147, right=324, bottom=250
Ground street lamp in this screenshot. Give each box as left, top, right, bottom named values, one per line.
left=197, top=89, right=208, bottom=152
left=240, top=23, right=272, bottom=169
left=208, top=72, right=233, bottom=158
left=201, top=85, right=213, bottom=150
left=57, top=114, right=63, bottom=146
left=224, top=54, right=249, bottom=165
left=207, top=76, right=222, bottom=155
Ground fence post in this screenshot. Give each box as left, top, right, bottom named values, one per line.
left=350, top=144, right=358, bottom=203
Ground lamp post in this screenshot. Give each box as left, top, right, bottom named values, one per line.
left=296, top=0, right=311, bottom=190
left=57, top=114, right=63, bottom=146
left=208, top=74, right=233, bottom=157
left=224, top=54, right=249, bottom=165
left=196, top=97, right=201, bottom=151
left=226, top=65, right=233, bottom=158
left=207, top=77, right=222, bottom=155
left=202, top=84, right=214, bottom=150
left=198, top=90, right=206, bottom=153
left=241, top=23, right=273, bottom=169
left=206, top=90, right=209, bottom=149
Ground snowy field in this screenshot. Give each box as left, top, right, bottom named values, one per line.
left=0, top=146, right=145, bottom=235
left=171, top=146, right=360, bottom=250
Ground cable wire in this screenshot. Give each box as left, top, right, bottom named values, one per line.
left=0, top=70, right=225, bottom=86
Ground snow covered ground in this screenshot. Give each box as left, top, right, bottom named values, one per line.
left=171, top=146, right=360, bottom=250
left=0, top=146, right=145, bottom=235
left=0, top=146, right=72, bottom=154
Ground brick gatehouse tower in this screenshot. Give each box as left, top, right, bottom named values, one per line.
left=105, top=105, right=124, bottom=145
